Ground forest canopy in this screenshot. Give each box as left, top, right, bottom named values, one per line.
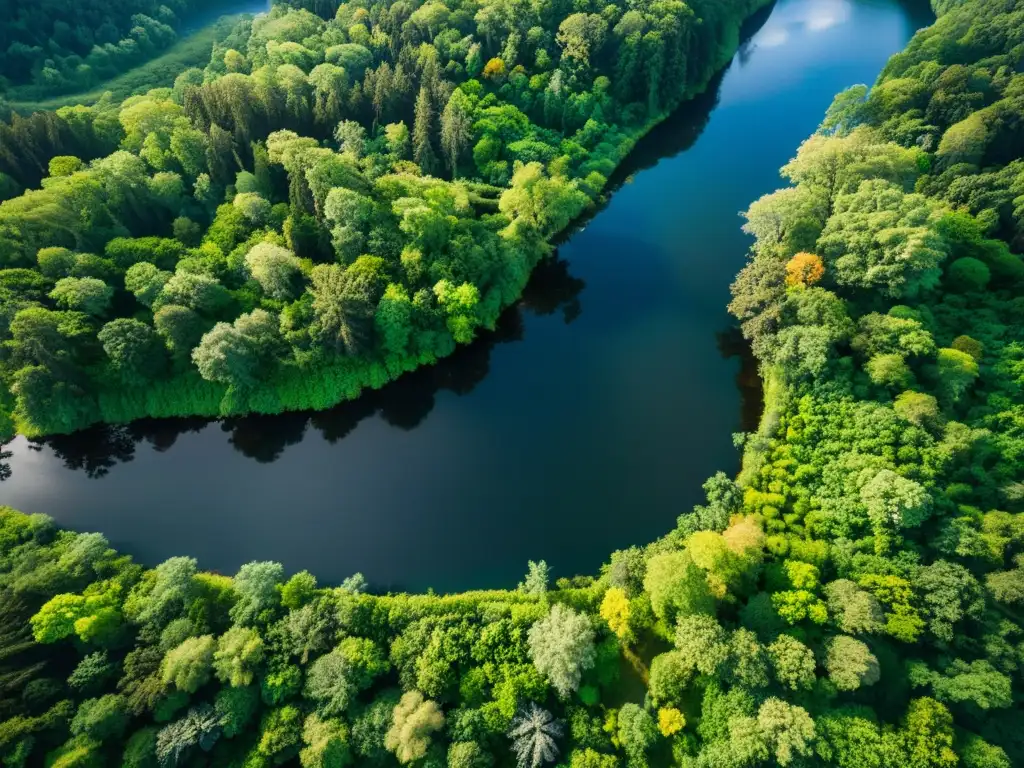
left=2, top=0, right=1024, bottom=767
left=0, top=0, right=250, bottom=94
left=0, top=0, right=765, bottom=438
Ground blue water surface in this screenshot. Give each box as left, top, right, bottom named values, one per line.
left=0, top=0, right=933, bottom=592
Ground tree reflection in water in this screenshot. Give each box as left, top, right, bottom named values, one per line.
left=8, top=255, right=585, bottom=477
left=0, top=1, right=775, bottom=482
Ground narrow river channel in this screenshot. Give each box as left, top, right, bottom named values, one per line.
left=0, top=0, right=934, bottom=593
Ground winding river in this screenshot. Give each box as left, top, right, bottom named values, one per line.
left=0, top=0, right=933, bottom=593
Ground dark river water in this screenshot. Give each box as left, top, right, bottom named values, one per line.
left=0, top=0, right=933, bottom=593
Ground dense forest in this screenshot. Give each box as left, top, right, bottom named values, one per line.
left=0, top=0, right=765, bottom=438
left=1, top=0, right=1024, bottom=766
left=0, top=0, right=247, bottom=95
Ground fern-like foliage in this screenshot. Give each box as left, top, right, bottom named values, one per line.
left=508, top=703, right=563, bottom=768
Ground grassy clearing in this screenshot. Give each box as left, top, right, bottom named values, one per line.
left=6, top=16, right=243, bottom=113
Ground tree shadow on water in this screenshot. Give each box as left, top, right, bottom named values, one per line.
left=603, top=0, right=775, bottom=191
left=0, top=6, right=780, bottom=480
left=12, top=255, right=586, bottom=476
left=716, top=325, right=764, bottom=434
left=12, top=417, right=209, bottom=480
left=312, top=253, right=581, bottom=436
left=736, top=1, right=778, bottom=67
left=221, top=411, right=310, bottom=463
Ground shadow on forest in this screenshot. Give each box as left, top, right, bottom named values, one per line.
left=3, top=6, right=777, bottom=480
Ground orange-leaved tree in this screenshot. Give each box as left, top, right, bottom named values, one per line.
left=785, top=252, right=825, bottom=287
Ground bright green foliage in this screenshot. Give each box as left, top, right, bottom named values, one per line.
left=256, top=704, right=303, bottom=762
left=866, top=353, right=912, bottom=388
left=244, top=242, right=303, bottom=300
left=893, top=391, right=939, bottom=427
left=673, top=614, right=729, bottom=676
left=161, top=635, right=215, bottom=693
left=0, top=0, right=763, bottom=435
left=648, top=651, right=693, bottom=709
left=814, top=707, right=885, bottom=768
left=617, top=704, right=657, bottom=768
left=860, top=469, right=932, bottom=532
left=192, top=309, right=283, bottom=390
left=724, top=3, right=1024, bottom=764
left=37, top=247, right=77, bottom=279
left=960, top=735, right=1011, bottom=768
left=300, top=713, right=352, bottom=768
left=754, top=698, right=816, bottom=766
left=153, top=273, right=229, bottom=315
left=212, top=627, right=264, bottom=687
left=527, top=604, right=596, bottom=698
left=767, top=635, right=816, bottom=691
left=234, top=193, right=272, bottom=226
left=261, top=662, right=302, bottom=706
left=70, top=695, right=128, bottom=742
left=935, top=347, right=979, bottom=403
left=127, top=556, right=197, bottom=629
left=448, top=740, right=491, bottom=768
left=824, top=580, right=884, bottom=634
left=0, top=2, right=1022, bottom=768
left=98, top=319, right=166, bottom=385
left=824, top=636, right=880, bottom=691
left=434, top=280, right=481, bottom=344
left=280, top=570, right=318, bottom=610
left=817, top=180, right=946, bottom=299
left=384, top=690, right=445, bottom=764
left=30, top=594, right=94, bottom=644
left=30, top=590, right=121, bottom=645
left=912, top=659, right=1013, bottom=712
left=229, top=561, right=284, bottom=625
left=50, top=278, right=113, bottom=316
left=642, top=551, right=714, bottom=625
left=336, top=636, right=389, bottom=689
left=769, top=560, right=827, bottom=624
left=899, top=697, right=958, bottom=768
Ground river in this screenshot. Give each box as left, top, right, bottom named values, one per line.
left=0, top=0, right=933, bottom=593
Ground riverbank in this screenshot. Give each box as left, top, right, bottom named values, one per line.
left=9, top=0, right=774, bottom=440
left=12, top=3, right=1023, bottom=761
left=1, top=0, right=931, bottom=593
left=703, top=0, right=1024, bottom=759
